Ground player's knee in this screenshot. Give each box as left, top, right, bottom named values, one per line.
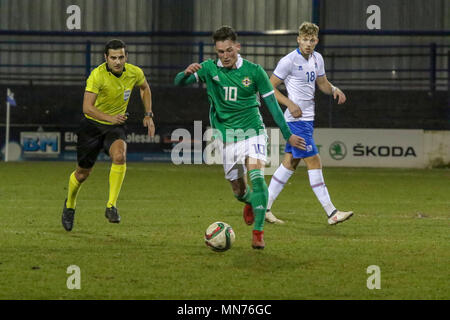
left=230, top=180, right=246, bottom=197
left=232, top=185, right=245, bottom=197
left=75, top=169, right=91, bottom=183
left=282, top=159, right=296, bottom=171
left=291, top=159, right=301, bottom=170
left=305, top=154, right=322, bottom=170
left=111, top=151, right=126, bottom=164
left=234, top=190, right=246, bottom=199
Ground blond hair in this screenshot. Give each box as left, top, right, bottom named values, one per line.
left=298, top=22, right=319, bottom=37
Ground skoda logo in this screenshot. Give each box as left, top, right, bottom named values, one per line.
left=329, top=141, right=347, bottom=160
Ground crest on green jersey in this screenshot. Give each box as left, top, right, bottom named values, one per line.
left=242, top=77, right=252, bottom=87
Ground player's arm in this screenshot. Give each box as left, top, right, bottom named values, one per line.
left=174, top=63, right=202, bottom=86
left=270, top=75, right=302, bottom=118
left=82, top=91, right=126, bottom=124
left=316, top=75, right=346, bottom=104
left=139, top=79, right=155, bottom=137
left=256, top=66, right=306, bottom=150
left=262, top=92, right=306, bottom=150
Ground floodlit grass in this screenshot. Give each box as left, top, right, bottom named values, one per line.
left=0, top=162, right=449, bottom=299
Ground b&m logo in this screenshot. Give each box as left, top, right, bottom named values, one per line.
left=21, top=132, right=61, bottom=155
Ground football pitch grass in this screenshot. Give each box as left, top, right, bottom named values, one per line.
left=0, top=162, right=449, bottom=300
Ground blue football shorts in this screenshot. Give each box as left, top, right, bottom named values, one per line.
left=284, top=121, right=318, bottom=159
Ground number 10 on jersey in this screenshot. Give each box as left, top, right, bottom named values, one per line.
left=223, top=86, right=237, bottom=101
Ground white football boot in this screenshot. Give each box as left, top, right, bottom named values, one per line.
left=265, top=210, right=285, bottom=224
left=328, top=210, right=354, bottom=225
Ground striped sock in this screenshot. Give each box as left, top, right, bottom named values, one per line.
left=249, top=169, right=268, bottom=231
left=267, top=164, right=294, bottom=210
left=308, top=169, right=336, bottom=216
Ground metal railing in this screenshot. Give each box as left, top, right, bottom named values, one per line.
left=0, top=30, right=449, bottom=92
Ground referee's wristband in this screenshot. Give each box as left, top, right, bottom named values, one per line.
left=144, top=111, right=154, bottom=118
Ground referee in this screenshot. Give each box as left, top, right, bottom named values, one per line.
left=62, top=39, right=155, bottom=231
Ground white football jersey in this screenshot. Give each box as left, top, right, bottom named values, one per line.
left=273, top=49, right=325, bottom=122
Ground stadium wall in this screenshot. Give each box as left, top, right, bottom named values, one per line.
left=201, top=127, right=450, bottom=169
left=4, top=0, right=447, bottom=32
left=2, top=0, right=448, bottom=90
left=1, top=85, right=449, bottom=167
left=0, top=0, right=311, bottom=85
left=2, top=124, right=449, bottom=168
left=1, top=0, right=311, bottom=32
left=0, top=86, right=448, bottom=129
left=276, top=128, right=450, bottom=169
left=321, top=0, right=450, bottom=31
left=423, top=130, right=450, bottom=167
left=319, top=0, right=450, bottom=91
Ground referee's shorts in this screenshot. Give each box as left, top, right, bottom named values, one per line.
left=77, top=117, right=127, bottom=169
left=284, top=120, right=318, bottom=159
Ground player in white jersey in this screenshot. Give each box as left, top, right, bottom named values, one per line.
left=266, top=22, right=353, bottom=225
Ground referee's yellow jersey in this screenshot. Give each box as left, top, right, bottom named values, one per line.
left=85, top=62, right=146, bottom=125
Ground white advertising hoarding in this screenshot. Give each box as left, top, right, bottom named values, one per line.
left=314, top=128, right=424, bottom=168
left=20, top=131, right=61, bottom=158
left=272, top=128, right=425, bottom=168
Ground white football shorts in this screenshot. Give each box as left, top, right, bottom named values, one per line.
left=217, top=134, right=268, bottom=181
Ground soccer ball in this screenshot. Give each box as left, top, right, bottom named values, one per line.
left=204, top=221, right=235, bottom=252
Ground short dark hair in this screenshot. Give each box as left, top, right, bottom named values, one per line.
left=104, top=39, right=127, bottom=56
left=212, top=26, right=237, bottom=43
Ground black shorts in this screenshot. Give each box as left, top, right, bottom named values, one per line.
left=77, top=118, right=127, bottom=169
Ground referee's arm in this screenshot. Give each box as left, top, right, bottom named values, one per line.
left=139, top=79, right=155, bottom=137
left=82, top=91, right=126, bottom=124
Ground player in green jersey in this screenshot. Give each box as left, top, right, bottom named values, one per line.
left=61, top=39, right=155, bottom=231
left=174, top=26, right=306, bottom=249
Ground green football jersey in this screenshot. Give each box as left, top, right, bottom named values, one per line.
left=195, top=57, right=274, bottom=142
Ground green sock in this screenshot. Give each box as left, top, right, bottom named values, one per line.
left=234, top=184, right=252, bottom=204
left=249, top=169, right=268, bottom=231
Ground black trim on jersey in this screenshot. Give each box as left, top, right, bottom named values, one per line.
left=105, top=64, right=126, bottom=78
